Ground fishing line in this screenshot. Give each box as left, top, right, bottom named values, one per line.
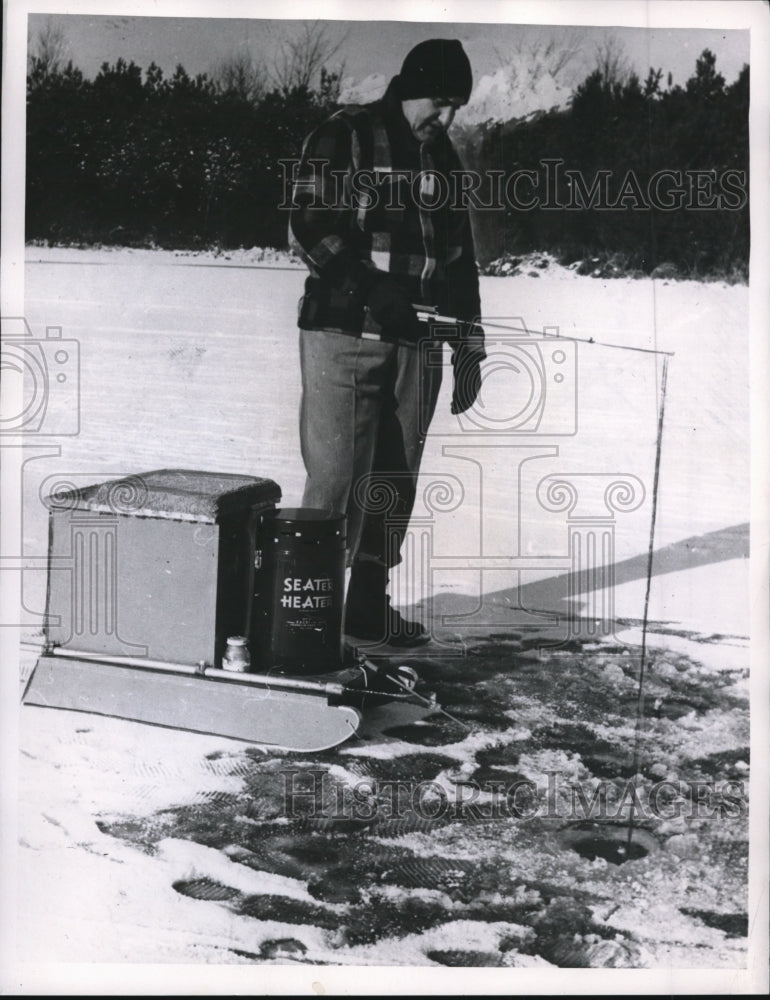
left=361, top=308, right=678, bottom=357
left=478, top=320, right=676, bottom=358
left=627, top=353, right=670, bottom=849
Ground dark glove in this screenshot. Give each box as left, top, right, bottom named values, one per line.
left=451, top=336, right=485, bottom=415
left=365, top=276, right=422, bottom=343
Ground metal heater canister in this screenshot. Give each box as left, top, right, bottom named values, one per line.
left=253, top=508, right=346, bottom=674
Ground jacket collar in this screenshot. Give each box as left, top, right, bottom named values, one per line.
left=373, top=76, right=418, bottom=148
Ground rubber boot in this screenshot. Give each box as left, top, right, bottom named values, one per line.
left=344, top=561, right=429, bottom=647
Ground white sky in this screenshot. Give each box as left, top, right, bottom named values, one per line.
left=27, top=14, right=749, bottom=91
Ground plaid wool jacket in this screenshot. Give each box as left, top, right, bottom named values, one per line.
left=288, top=78, right=482, bottom=345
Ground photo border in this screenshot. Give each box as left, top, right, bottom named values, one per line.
left=2, top=1, right=768, bottom=994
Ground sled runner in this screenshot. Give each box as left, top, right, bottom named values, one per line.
left=22, top=647, right=434, bottom=752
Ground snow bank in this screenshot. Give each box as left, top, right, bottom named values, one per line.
left=25, top=244, right=304, bottom=269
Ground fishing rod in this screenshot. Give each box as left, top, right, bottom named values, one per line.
left=344, top=651, right=471, bottom=732
left=416, top=306, right=676, bottom=358
left=359, top=304, right=675, bottom=359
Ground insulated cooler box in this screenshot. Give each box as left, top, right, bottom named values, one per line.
left=42, top=468, right=281, bottom=667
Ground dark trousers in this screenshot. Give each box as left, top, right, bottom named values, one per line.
left=299, top=329, right=443, bottom=569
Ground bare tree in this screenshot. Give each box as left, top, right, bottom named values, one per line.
left=210, top=50, right=268, bottom=103
left=493, top=27, right=586, bottom=87
left=271, top=21, right=348, bottom=95
left=28, top=16, right=67, bottom=76
left=594, top=34, right=631, bottom=90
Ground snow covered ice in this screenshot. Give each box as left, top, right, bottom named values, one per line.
left=10, top=246, right=754, bottom=974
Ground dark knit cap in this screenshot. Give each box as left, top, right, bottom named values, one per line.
left=397, top=39, right=473, bottom=103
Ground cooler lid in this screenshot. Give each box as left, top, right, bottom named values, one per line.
left=47, top=469, right=281, bottom=523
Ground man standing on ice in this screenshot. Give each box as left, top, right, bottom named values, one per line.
left=289, top=39, right=484, bottom=646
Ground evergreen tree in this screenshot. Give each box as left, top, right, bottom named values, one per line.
left=25, top=46, right=748, bottom=279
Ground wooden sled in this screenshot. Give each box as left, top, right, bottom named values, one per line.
left=22, top=647, right=434, bottom=752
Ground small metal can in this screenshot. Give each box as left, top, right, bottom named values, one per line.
left=222, top=635, right=251, bottom=672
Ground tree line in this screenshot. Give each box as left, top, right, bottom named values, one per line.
left=26, top=55, right=340, bottom=249
left=465, top=49, right=748, bottom=279
left=26, top=45, right=748, bottom=279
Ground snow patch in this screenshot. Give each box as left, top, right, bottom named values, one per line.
left=158, top=838, right=315, bottom=902
left=338, top=73, right=387, bottom=104
left=456, top=57, right=571, bottom=127
left=615, top=624, right=748, bottom=674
